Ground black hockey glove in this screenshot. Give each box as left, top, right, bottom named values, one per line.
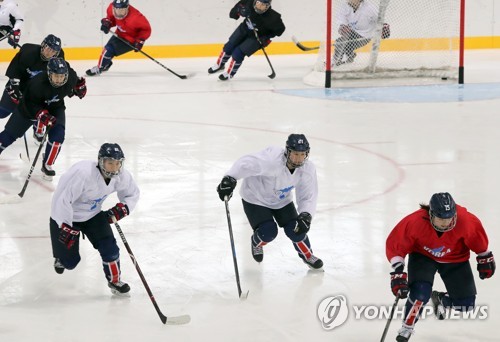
left=72, top=77, right=87, bottom=99
left=390, top=264, right=409, bottom=298
left=58, top=223, right=80, bottom=250
left=238, top=4, right=250, bottom=17
left=107, top=203, right=130, bottom=223
left=217, top=176, right=237, bottom=201
left=100, top=18, right=112, bottom=34
left=6, top=78, right=21, bottom=104
left=477, top=252, right=495, bottom=279
left=294, top=212, right=312, bottom=235
left=133, top=39, right=145, bottom=52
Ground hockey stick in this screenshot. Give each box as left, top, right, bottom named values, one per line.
left=291, top=35, right=368, bottom=52
left=248, top=20, right=276, bottom=79
left=21, top=133, right=30, bottom=162
left=113, top=220, right=191, bottom=325
left=18, top=124, right=51, bottom=198
left=380, top=295, right=400, bottom=342
left=110, top=31, right=187, bottom=79
left=224, top=196, right=249, bottom=300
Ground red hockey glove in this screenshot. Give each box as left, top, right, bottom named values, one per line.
left=477, top=252, right=495, bottom=279
left=294, top=212, right=312, bottom=235
left=100, top=18, right=112, bottom=34
left=36, top=109, right=56, bottom=126
left=133, top=39, right=145, bottom=52
left=107, top=203, right=129, bottom=223
left=58, top=223, right=80, bottom=250
left=6, top=78, right=21, bottom=104
left=390, top=265, right=409, bottom=298
left=73, top=77, right=87, bottom=99
left=8, top=29, right=21, bottom=48
left=382, top=23, right=391, bottom=39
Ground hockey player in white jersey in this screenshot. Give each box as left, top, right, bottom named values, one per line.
left=0, top=0, right=24, bottom=48
left=216, top=134, right=323, bottom=269
left=49, top=143, right=140, bottom=295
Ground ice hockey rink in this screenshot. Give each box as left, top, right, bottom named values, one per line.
left=0, top=50, right=499, bottom=341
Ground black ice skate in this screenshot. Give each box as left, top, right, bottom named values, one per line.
left=431, top=291, right=446, bottom=320
left=251, top=236, right=263, bottom=263
left=218, top=72, right=231, bottom=81
left=108, top=281, right=131, bottom=295
left=208, top=64, right=225, bottom=74
left=41, top=163, right=56, bottom=181
left=396, top=325, right=414, bottom=342
left=54, top=258, right=65, bottom=274
left=299, top=254, right=324, bottom=270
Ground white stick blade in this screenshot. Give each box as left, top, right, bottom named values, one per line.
left=166, top=314, right=191, bottom=325
left=0, top=194, right=22, bottom=204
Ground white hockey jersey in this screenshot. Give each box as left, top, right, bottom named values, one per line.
left=337, top=1, right=378, bottom=38
left=51, top=160, right=140, bottom=227
left=0, top=0, right=24, bottom=31
left=226, top=146, right=318, bottom=216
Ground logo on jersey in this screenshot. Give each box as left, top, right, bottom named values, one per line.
left=26, top=68, right=43, bottom=79
left=423, top=245, right=451, bottom=258
left=45, top=95, right=61, bottom=105
left=317, top=295, right=349, bottom=330
left=276, top=185, right=294, bottom=199
left=90, top=195, right=108, bottom=211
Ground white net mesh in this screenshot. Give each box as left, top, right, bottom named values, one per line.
left=305, top=0, right=461, bottom=86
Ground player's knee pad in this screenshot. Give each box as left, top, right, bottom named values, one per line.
left=231, top=47, right=245, bottom=64
left=61, top=254, right=81, bottom=270
left=283, top=220, right=305, bottom=242
left=0, top=130, right=16, bottom=149
left=97, top=236, right=120, bottom=262
left=255, top=220, right=278, bottom=243
left=409, top=281, right=432, bottom=303
left=102, top=44, right=117, bottom=58
left=451, top=295, right=476, bottom=311
left=47, top=124, right=65, bottom=144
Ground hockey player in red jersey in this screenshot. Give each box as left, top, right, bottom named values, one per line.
left=386, top=192, right=495, bottom=342
left=86, top=0, right=151, bottom=76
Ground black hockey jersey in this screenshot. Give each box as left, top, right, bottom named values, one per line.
left=230, top=0, right=285, bottom=39
left=5, top=43, right=66, bottom=92
left=17, top=67, right=77, bottom=120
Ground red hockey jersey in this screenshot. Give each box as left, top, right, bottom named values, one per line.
left=386, top=205, right=489, bottom=265
left=105, top=4, right=151, bottom=44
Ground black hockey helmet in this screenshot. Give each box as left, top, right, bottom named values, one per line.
left=429, top=192, right=457, bottom=232
left=47, top=57, right=68, bottom=88
left=254, top=0, right=271, bottom=14
left=113, top=0, right=129, bottom=8
left=98, top=143, right=125, bottom=178
left=285, top=134, right=310, bottom=168
left=40, top=34, right=62, bottom=61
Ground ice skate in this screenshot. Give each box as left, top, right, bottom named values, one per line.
left=41, top=162, right=55, bottom=181
left=431, top=291, right=446, bottom=320
left=396, top=325, right=414, bottom=342
left=54, top=258, right=65, bottom=274
left=108, top=280, right=131, bottom=295
left=251, top=236, right=263, bottom=262
left=299, top=254, right=324, bottom=270
left=86, top=66, right=101, bottom=76
left=208, top=63, right=225, bottom=74
left=219, top=72, right=231, bottom=81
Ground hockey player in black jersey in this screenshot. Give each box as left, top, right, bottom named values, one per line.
left=0, top=57, right=87, bottom=180
left=208, top=0, right=285, bottom=80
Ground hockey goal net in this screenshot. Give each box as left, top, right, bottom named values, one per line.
left=304, top=0, right=464, bottom=87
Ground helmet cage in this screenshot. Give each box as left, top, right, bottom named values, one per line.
left=98, top=157, right=124, bottom=178
left=430, top=211, right=457, bottom=232
left=98, top=143, right=125, bottom=179
left=429, top=192, right=457, bottom=232
left=47, top=58, right=68, bottom=88
left=285, top=134, right=310, bottom=168
left=40, top=35, right=62, bottom=61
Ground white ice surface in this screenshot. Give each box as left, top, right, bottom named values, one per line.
left=0, top=50, right=499, bottom=341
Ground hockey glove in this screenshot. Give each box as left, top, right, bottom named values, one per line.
left=133, top=39, right=145, bottom=52
left=238, top=4, right=250, bottom=17
left=58, top=223, right=80, bottom=250
left=73, top=77, right=87, bottom=99
left=107, top=202, right=129, bottom=223
left=8, top=29, right=20, bottom=48
left=217, top=175, right=237, bottom=201
left=100, top=18, right=112, bottom=34
left=382, top=23, right=391, bottom=39
left=477, top=252, right=495, bottom=279
left=36, top=109, right=56, bottom=126
left=390, top=264, right=409, bottom=298
left=6, top=78, right=21, bottom=104
left=294, top=212, right=312, bottom=235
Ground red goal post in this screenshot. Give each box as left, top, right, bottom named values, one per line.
left=309, top=0, right=465, bottom=88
